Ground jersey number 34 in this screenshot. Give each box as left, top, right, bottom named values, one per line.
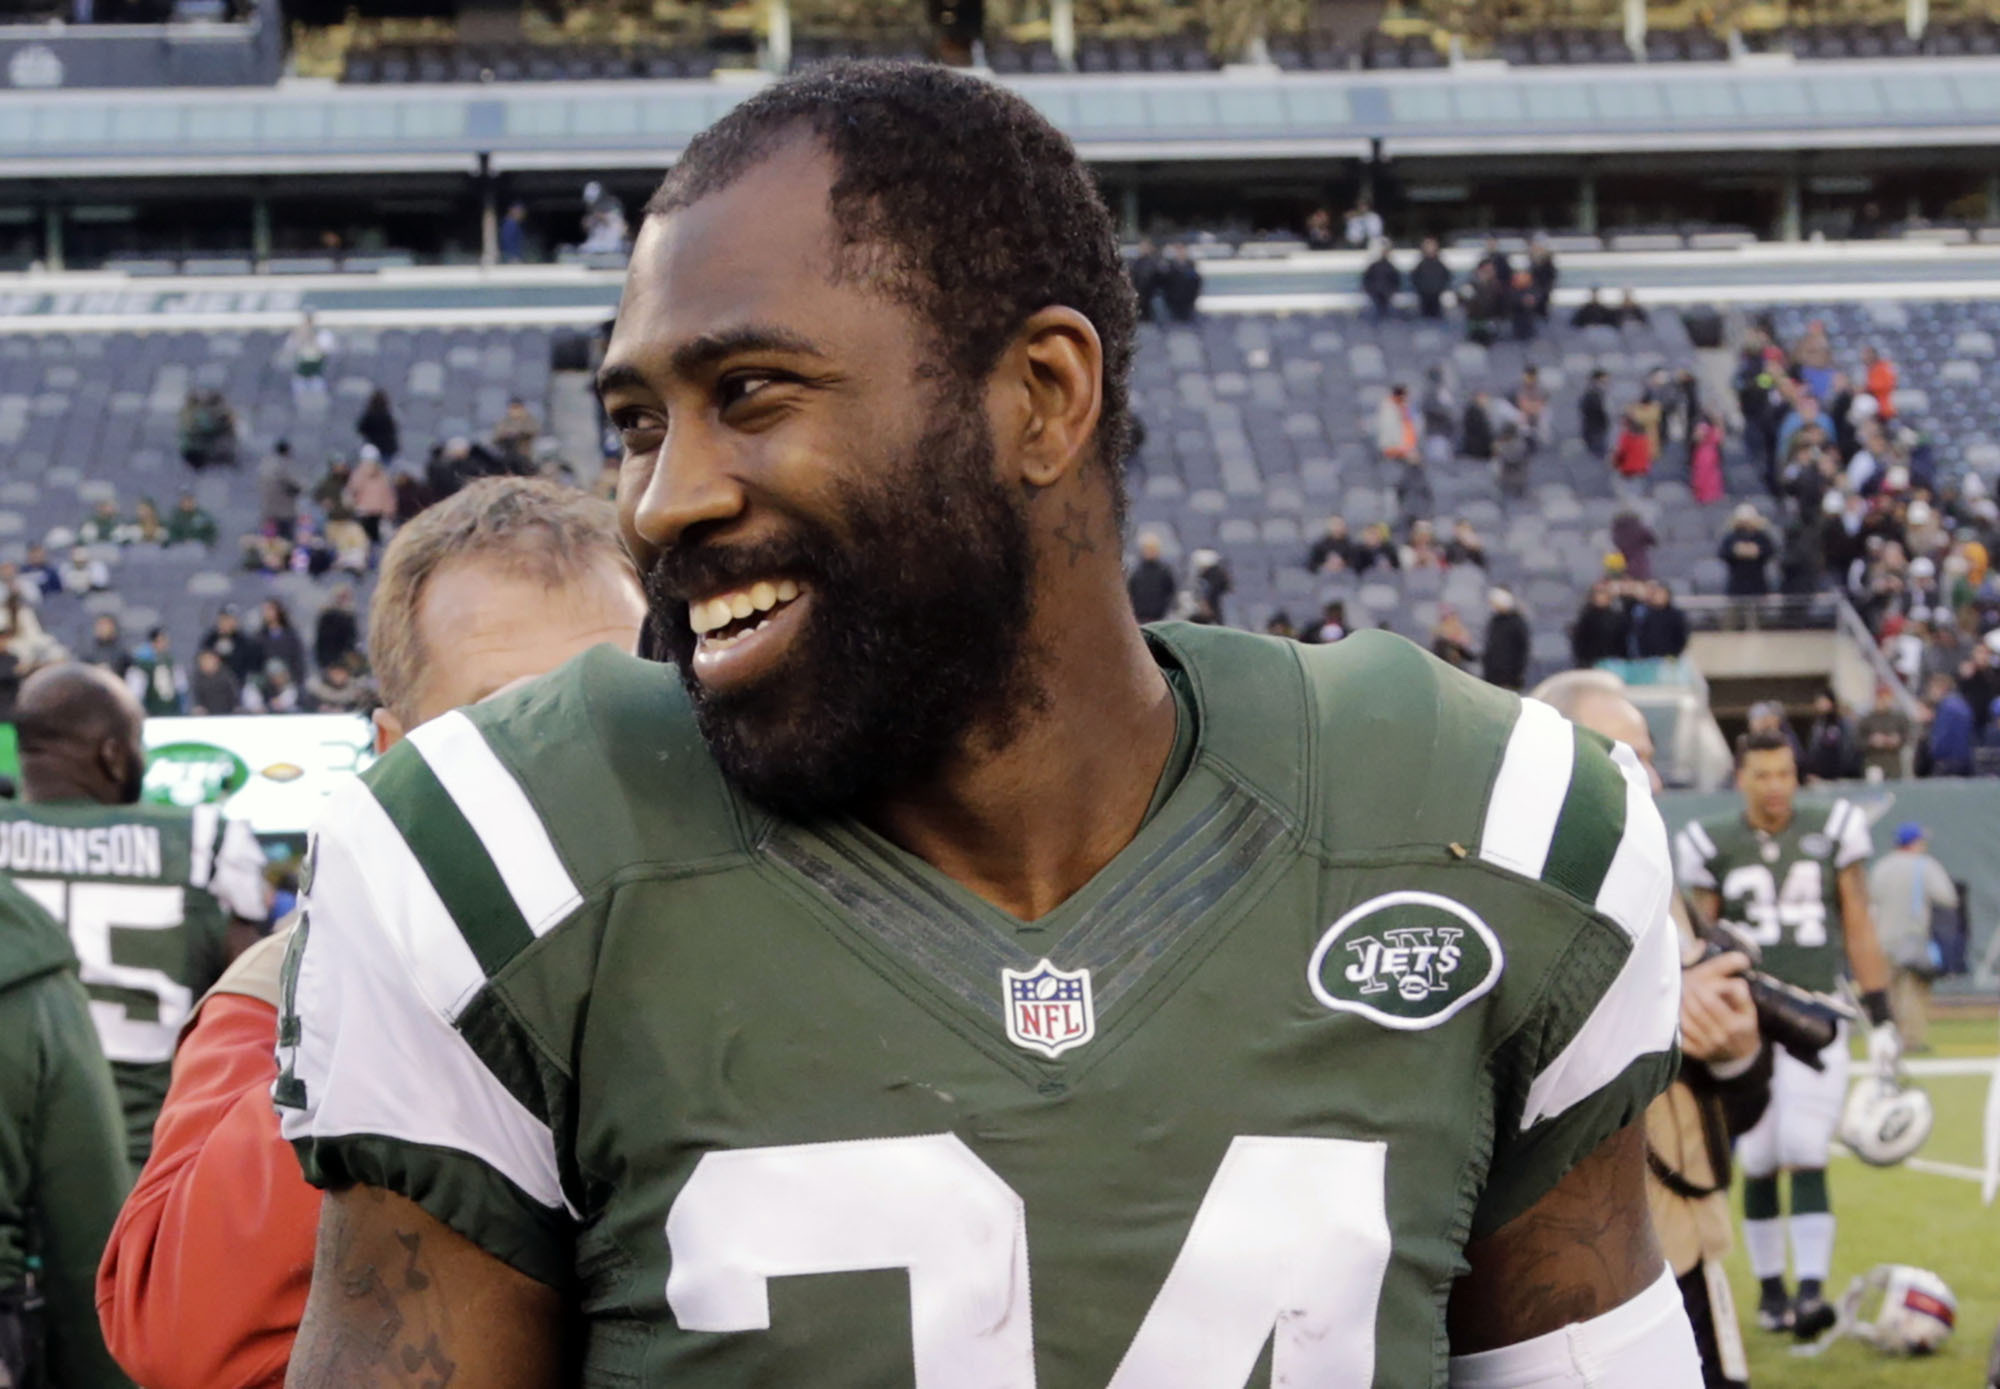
left=667, top=1132, right=1390, bottom=1386
left=1719, top=861, right=1827, bottom=948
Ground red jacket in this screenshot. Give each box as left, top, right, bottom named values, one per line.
left=96, top=992, right=317, bottom=1389
left=1613, top=427, right=1654, bottom=477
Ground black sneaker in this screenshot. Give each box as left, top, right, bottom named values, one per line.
left=1756, top=1286, right=1794, bottom=1333
left=1793, top=1294, right=1838, bottom=1341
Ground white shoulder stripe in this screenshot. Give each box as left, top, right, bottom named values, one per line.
left=408, top=711, right=583, bottom=938
left=1830, top=797, right=1874, bottom=868
left=1672, top=825, right=1717, bottom=890
left=188, top=801, right=219, bottom=889
left=1478, top=697, right=1575, bottom=881
left=1825, top=800, right=1849, bottom=844
left=1594, top=744, right=1672, bottom=942
left=1521, top=746, right=1680, bottom=1130
left=337, top=775, right=488, bottom=1021
left=1683, top=820, right=1716, bottom=859
left=282, top=776, right=575, bottom=1217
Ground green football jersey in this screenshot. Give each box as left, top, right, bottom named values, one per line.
left=0, top=799, right=267, bottom=1163
left=279, top=625, right=1682, bottom=1388
left=1674, top=799, right=1872, bottom=994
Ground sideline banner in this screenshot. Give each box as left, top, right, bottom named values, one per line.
left=140, top=714, right=375, bottom=837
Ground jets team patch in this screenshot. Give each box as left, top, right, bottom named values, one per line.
left=1003, top=959, right=1095, bottom=1059
left=1307, top=890, right=1504, bottom=1031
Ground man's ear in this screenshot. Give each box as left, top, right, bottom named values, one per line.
left=372, top=706, right=405, bottom=755
left=1002, top=307, right=1104, bottom=492
left=97, top=737, right=128, bottom=791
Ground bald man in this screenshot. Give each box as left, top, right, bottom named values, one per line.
left=98, top=477, right=646, bottom=1389
left=1534, top=671, right=1769, bottom=1388
left=6, top=664, right=268, bottom=1166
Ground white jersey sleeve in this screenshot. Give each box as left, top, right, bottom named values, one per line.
left=276, top=763, right=578, bottom=1285
left=1469, top=705, right=1683, bottom=1237
left=1672, top=819, right=1718, bottom=890
left=204, top=814, right=271, bottom=922
left=1513, top=740, right=1682, bottom=1134
left=1827, top=798, right=1873, bottom=871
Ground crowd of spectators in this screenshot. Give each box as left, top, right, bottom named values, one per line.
left=1683, top=315, right=2000, bottom=777
left=26, top=318, right=568, bottom=719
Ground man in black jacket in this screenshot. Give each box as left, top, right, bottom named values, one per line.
left=1460, top=391, right=1495, bottom=461
left=1409, top=236, right=1452, bottom=318
left=1125, top=531, right=1178, bottom=622
left=1571, top=286, right=1618, bottom=329
left=1581, top=369, right=1612, bottom=460
left=1801, top=690, right=1856, bottom=782
left=1527, top=240, right=1558, bottom=319
left=1720, top=505, right=1777, bottom=597
left=1305, top=515, right=1356, bottom=574
left=1481, top=586, right=1529, bottom=691
left=1571, top=580, right=1631, bottom=667
left=200, top=606, right=263, bottom=688
left=1633, top=581, right=1690, bottom=659
left=1464, top=263, right=1507, bottom=346
left=1159, top=244, right=1201, bottom=323
left=1361, top=245, right=1402, bottom=321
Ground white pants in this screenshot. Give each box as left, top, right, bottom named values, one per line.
left=1736, top=1025, right=1849, bottom=1175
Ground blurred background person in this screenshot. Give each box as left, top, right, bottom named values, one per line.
left=1867, top=822, right=1957, bottom=1053
left=1125, top=531, right=1178, bottom=623
left=0, top=876, right=134, bottom=1389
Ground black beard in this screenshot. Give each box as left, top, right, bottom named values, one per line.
left=643, top=388, right=1042, bottom=820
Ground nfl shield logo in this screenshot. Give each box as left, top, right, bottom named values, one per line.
left=1002, top=959, right=1096, bottom=1059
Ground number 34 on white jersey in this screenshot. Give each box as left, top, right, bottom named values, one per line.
left=667, top=1133, right=1391, bottom=1387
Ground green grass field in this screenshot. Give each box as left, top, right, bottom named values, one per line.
left=1723, top=1014, right=1999, bottom=1387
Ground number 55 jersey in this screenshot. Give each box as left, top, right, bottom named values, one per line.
left=0, top=799, right=267, bottom=1164
left=279, top=625, right=1683, bottom=1387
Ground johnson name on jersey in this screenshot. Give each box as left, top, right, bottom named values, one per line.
left=278, top=625, right=1682, bottom=1387
left=0, top=799, right=266, bottom=1162
left=1675, top=799, right=1872, bottom=994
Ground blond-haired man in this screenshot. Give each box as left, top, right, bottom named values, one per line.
left=96, top=478, right=645, bottom=1389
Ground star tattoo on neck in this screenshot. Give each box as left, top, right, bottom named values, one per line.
left=1054, top=502, right=1096, bottom=566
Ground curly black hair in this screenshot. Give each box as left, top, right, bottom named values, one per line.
left=646, top=61, right=1137, bottom=518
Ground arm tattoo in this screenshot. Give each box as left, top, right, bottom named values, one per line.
left=1052, top=501, right=1097, bottom=566
left=1448, top=1126, right=1662, bottom=1353
left=292, top=1190, right=459, bottom=1388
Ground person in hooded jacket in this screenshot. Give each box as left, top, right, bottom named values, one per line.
left=0, top=874, right=134, bottom=1388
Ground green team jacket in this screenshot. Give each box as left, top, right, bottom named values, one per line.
left=281, top=625, right=1683, bottom=1387
left=0, top=875, right=135, bottom=1389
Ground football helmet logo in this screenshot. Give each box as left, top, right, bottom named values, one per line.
left=1840, top=1078, right=1934, bottom=1167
